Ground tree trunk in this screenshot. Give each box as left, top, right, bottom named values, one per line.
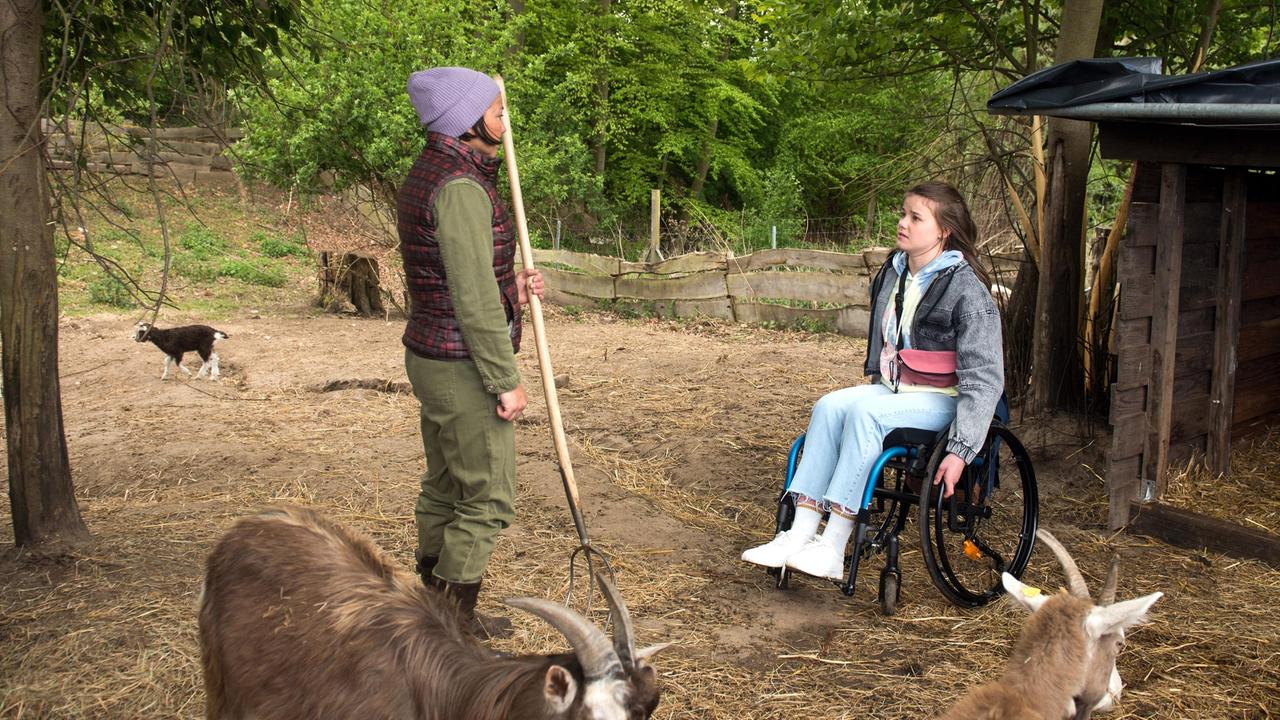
left=689, top=116, right=718, bottom=199
left=1030, top=0, right=1103, bottom=414
left=508, top=0, right=526, bottom=57
left=591, top=0, right=610, bottom=176
left=1084, top=165, right=1134, bottom=401
left=689, top=4, right=738, bottom=200
left=0, top=0, right=90, bottom=550
left=1189, top=0, right=1223, bottom=73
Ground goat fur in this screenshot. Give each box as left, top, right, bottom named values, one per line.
left=937, top=530, right=1162, bottom=720
left=133, top=322, right=227, bottom=380
left=198, top=506, right=662, bottom=720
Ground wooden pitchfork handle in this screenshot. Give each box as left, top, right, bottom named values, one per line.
left=494, top=77, right=611, bottom=588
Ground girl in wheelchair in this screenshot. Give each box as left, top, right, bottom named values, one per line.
left=741, top=181, right=1004, bottom=581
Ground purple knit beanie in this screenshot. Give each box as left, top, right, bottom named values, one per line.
left=407, top=67, right=500, bottom=137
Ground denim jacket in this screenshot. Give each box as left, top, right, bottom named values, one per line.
left=862, top=250, right=1004, bottom=463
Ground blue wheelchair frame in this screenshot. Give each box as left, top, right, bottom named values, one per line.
left=770, top=395, right=1027, bottom=612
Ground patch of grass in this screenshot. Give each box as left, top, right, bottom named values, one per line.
left=756, top=296, right=844, bottom=310
left=171, top=254, right=221, bottom=282
left=54, top=178, right=333, bottom=319
left=178, top=225, right=226, bottom=260
left=87, top=271, right=134, bottom=308
left=759, top=316, right=836, bottom=334
left=217, top=258, right=287, bottom=287
left=255, top=231, right=310, bottom=258
left=792, top=315, right=834, bottom=334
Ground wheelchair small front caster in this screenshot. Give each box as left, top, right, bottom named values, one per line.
left=776, top=567, right=790, bottom=589
left=878, top=568, right=901, bottom=616
left=767, top=566, right=790, bottom=589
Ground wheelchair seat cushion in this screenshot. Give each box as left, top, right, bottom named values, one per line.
left=882, top=426, right=944, bottom=450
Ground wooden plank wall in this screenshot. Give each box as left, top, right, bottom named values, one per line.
left=524, top=246, right=1025, bottom=338
left=1108, top=164, right=1280, bottom=528
left=1236, top=171, right=1280, bottom=431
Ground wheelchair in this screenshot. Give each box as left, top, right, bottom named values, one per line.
left=767, top=398, right=1038, bottom=615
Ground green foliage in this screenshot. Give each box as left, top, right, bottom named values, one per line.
left=759, top=315, right=835, bottom=334
left=87, top=271, right=133, bottom=308
left=172, top=254, right=221, bottom=282
left=43, top=0, right=303, bottom=124
left=52, top=0, right=1274, bottom=264
left=791, top=315, right=834, bottom=334
left=216, top=258, right=287, bottom=287
left=237, top=1, right=511, bottom=194
left=255, top=231, right=309, bottom=258
left=178, top=225, right=227, bottom=260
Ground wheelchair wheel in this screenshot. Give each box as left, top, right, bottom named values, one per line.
left=918, top=421, right=1038, bottom=607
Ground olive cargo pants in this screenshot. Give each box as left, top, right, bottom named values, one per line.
left=405, top=349, right=516, bottom=583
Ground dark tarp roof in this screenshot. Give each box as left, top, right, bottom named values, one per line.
left=988, top=57, right=1280, bottom=123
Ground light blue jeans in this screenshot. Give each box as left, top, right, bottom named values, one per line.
left=787, top=384, right=958, bottom=511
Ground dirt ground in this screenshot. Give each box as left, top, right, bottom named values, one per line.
left=2, top=305, right=1278, bottom=718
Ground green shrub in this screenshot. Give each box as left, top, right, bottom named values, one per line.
left=172, top=255, right=221, bottom=282
left=255, top=231, right=310, bottom=258
left=792, top=316, right=834, bottom=334
left=217, top=258, right=287, bottom=287
left=179, top=225, right=226, bottom=260
left=87, top=271, right=133, bottom=308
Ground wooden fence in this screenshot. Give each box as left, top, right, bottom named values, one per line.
left=42, top=120, right=242, bottom=184
left=520, top=246, right=1024, bottom=337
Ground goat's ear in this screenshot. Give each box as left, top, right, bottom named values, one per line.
left=544, top=665, right=578, bottom=714
left=1086, top=591, right=1163, bottom=638
left=1002, top=572, right=1049, bottom=613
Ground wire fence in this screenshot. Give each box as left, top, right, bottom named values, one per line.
left=530, top=210, right=912, bottom=262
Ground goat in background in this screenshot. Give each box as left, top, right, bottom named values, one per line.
left=133, top=322, right=228, bottom=380
left=938, top=529, right=1163, bottom=720
left=198, top=505, right=667, bottom=720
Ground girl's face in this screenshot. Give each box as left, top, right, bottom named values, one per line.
left=896, top=193, right=948, bottom=256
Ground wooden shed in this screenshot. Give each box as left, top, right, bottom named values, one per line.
left=989, top=58, right=1280, bottom=565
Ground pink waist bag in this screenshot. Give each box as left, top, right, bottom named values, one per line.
left=896, top=348, right=958, bottom=388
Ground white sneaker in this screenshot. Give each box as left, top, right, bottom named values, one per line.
left=785, top=539, right=846, bottom=580
left=741, top=529, right=814, bottom=568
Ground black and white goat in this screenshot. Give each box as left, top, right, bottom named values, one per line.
left=132, top=321, right=229, bottom=380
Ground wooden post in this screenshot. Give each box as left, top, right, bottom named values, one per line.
left=646, top=189, right=661, bottom=264
left=1207, top=171, right=1248, bottom=476
left=1142, top=163, right=1186, bottom=502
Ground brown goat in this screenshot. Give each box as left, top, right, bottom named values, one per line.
left=198, top=506, right=666, bottom=720
left=937, top=529, right=1162, bottom=720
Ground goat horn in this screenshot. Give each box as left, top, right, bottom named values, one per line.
left=1100, top=553, right=1121, bottom=605
left=595, top=573, right=636, bottom=669
left=1035, top=529, right=1091, bottom=599
left=635, top=642, right=672, bottom=661
left=504, top=597, right=622, bottom=680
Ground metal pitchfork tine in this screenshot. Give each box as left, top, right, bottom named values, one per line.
left=494, top=76, right=617, bottom=610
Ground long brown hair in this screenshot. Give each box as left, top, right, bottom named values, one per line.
left=905, top=181, right=991, bottom=289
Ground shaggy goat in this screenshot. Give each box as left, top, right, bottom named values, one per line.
left=132, top=322, right=228, bottom=380
left=937, top=529, right=1162, bottom=720
left=198, top=506, right=666, bottom=720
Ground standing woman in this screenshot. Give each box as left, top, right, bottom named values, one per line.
left=398, top=67, right=543, bottom=638
left=742, top=181, right=1003, bottom=580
